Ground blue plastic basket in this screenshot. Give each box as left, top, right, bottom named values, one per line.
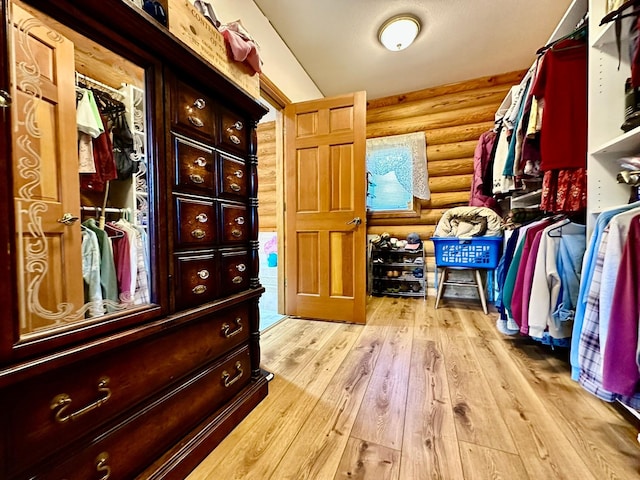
left=431, top=236, right=502, bottom=269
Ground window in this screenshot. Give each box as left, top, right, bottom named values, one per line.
left=366, top=132, right=430, bottom=214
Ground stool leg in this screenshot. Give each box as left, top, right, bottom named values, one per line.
left=435, top=267, right=447, bottom=309
left=475, top=269, right=488, bottom=315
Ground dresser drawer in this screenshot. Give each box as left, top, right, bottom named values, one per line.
left=174, top=252, right=218, bottom=309
left=173, top=134, right=215, bottom=193
left=220, top=250, right=250, bottom=296
left=173, top=81, right=216, bottom=141
left=219, top=107, right=248, bottom=155
left=29, top=347, right=252, bottom=480
left=220, top=202, right=248, bottom=244
left=174, top=195, right=217, bottom=247
left=219, top=153, right=248, bottom=199
left=6, top=307, right=252, bottom=476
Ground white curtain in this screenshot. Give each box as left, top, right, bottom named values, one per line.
left=366, top=132, right=430, bottom=200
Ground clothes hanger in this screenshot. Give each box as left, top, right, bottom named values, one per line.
left=547, top=218, right=570, bottom=237
left=536, top=24, right=587, bottom=55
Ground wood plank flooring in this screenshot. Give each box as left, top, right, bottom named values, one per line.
left=187, top=296, right=640, bottom=480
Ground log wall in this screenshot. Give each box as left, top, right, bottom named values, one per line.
left=366, top=70, right=526, bottom=295
left=257, top=120, right=277, bottom=231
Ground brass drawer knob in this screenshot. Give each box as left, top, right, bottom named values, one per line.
left=197, top=269, right=210, bottom=279
left=232, top=276, right=243, bottom=284
left=193, top=98, right=206, bottom=109
left=234, top=170, right=243, bottom=178
left=235, top=216, right=245, bottom=225
left=229, top=134, right=241, bottom=145
left=194, top=156, right=207, bottom=167
left=236, top=263, right=246, bottom=272
left=233, top=121, right=243, bottom=130
left=189, top=173, right=205, bottom=184
left=231, top=229, right=242, bottom=238
left=192, top=284, right=207, bottom=295
left=230, top=183, right=241, bottom=192
left=191, top=229, right=206, bottom=239
left=196, top=213, right=208, bottom=223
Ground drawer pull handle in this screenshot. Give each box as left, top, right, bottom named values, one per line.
left=193, top=98, right=206, bottom=109
left=236, top=263, right=246, bottom=272
left=188, top=115, right=204, bottom=128
left=232, top=275, right=243, bottom=284
left=235, top=216, right=245, bottom=225
left=230, top=183, right=241, bottom=192
left=229, top=134, right=241, bottom=145
left=50, top=376, right=111, bottom=424
left=191, top=229, right=206, bottom=239
left=194, top=156, right=207, bottom=167
left=234, top=170, right=244, bottom=178
left=192, top=285, right=207, bottom=295
left=222, top=317, right=243, bottom=338
left=189, top=174, right=205, bottom=184
left=222, top=361, right=243, bottom=387
left=197, top=269, right=210, bottom=279
left=231, top=229, right=242, bottom=238
left=196, top=213, right=208, bottom=223
left=96, top=452, right=111, bottom=480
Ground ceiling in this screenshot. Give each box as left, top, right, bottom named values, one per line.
left=253, top=0, right=574, bottom=100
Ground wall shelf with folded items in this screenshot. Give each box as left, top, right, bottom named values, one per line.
left=370, top=246, right=426, bottom=298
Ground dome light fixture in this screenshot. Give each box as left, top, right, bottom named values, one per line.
left=378, top=14, right=421, bottom=51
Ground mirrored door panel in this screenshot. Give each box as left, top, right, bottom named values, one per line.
left=10, top=0, right=152, bottom=340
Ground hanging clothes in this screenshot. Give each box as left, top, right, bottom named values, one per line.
left=602, top=215, right=640, bottom=397
left=532, top=38, right=588, bottom=213
left=469, top=130, right=499, bottom=210
left=570, top=201, right=640, bottom=380
left=81, top=226, right=104, bottom=317
left=528, top=221, right=586, bottom=341
left=573, top=203, right=640, bottom=408
left=82, top=217, right=119, bottom=308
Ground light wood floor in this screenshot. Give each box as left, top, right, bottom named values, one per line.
left=188, top=296, right=640, bottom=480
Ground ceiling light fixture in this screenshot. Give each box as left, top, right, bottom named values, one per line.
left=378, top=14, right=421, bottom=51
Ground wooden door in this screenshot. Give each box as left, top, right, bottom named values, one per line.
left=11, top=3, right=83, bottom=335
left=284, top=92, right=367, bottom=323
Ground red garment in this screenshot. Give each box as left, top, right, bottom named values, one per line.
left=80, top=114, right=118, bottom=193
left=540, top=168, right=587, bottom=213
left=469, top=130, right=499, bottom=211
left=531, top=40, right=587, bottom=171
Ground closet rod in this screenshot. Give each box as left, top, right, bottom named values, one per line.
left=81, top=206, right=131, bottom=214
left=75, top=72, right=125, bottom=99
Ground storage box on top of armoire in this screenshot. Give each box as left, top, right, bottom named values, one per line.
left=431, top=237, right=503, bottom=269
left=167, top=0, right=260, bottom=99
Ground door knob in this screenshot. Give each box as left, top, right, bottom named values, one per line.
left=0, top=89, right=11, bottom=108
left=346, top=217, right=362, bottom=226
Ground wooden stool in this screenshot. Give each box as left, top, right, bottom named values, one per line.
left=434, top=267, right=488, bottom=314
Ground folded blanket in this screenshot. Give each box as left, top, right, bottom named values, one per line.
left=434, top=206, right=503, bottom=238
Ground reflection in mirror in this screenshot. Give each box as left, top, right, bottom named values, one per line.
left=10, top=0, right=152, bottom=339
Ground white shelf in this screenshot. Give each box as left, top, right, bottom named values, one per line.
left=591, top=15, right=631, bottom=49
left=590, top=125, right=640, bottom=156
